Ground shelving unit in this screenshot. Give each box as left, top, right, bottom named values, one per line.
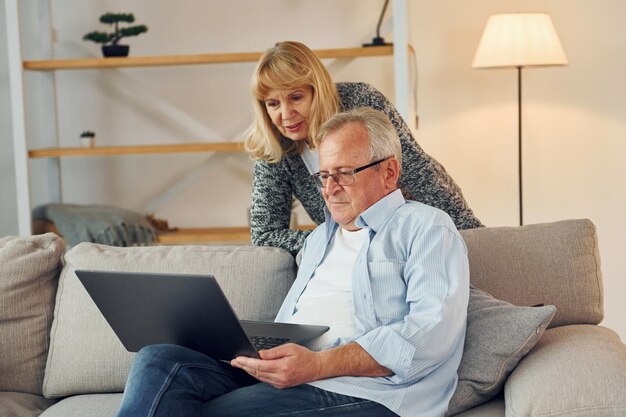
left=28, top=142, right=244, bottom=159
left=22, top=46, right=394, bottom=71
left=6, top=0, right=410, bottom=241
left=19, top=48, right=393, bottom=243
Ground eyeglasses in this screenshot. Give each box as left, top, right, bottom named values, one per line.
left=311, top=158, right=389, bottom=188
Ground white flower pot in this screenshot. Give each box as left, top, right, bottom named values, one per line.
left=80, top=137, right=95, bottom=148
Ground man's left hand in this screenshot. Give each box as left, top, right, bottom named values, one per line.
left=230, top=343, right=321, bottom=389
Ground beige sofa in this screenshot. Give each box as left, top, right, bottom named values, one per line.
left=1, top=219, right=625, bottom=417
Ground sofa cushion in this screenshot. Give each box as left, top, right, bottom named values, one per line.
left=43, top=243, right=296, bottom=398
left=454, top=397, right=504, bottom=417
left=446, top=288, right=556, bottom=416
left=39, top=393, right=122, bottom=417
left=505, top=325, right=626, bottom=417
left=460, top=219, right=603, bottom=327
left=0, top=233, right=65, bottom=395
left=0, top=392, right=58, bottom=417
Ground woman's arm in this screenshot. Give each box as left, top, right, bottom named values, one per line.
left=249, top=160, right=312, bottom=255
left=337, top=82, right=483, bottom=230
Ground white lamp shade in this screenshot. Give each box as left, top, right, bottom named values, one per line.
left=473, top=13, right=568, bottom=68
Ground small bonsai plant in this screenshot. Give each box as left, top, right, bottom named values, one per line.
left=80, top=131, right=95, bottom=138
left=83, top=13, right=148, bottom=57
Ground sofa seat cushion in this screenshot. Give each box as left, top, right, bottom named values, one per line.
left=0, top=233, right=65, bottom=395
left=39, top=393, right=122, bottom=417
left=446, top=288, right=556, bottom=415
left=454, top=397, right=504, bottom=417
left=0, top=392, right=58, bottom=417
left=460, top=219, right=603, bottom=327
left=43, top=244, right=296, bottom=398
left=505, top=325, right=626, bottom=417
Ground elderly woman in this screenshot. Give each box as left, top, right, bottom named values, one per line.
left=246, top=41, right=482, bottom=254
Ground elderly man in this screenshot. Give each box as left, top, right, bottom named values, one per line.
left=117, top=107, right=469, bottom=417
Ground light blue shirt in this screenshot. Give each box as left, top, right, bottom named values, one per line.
left=275, top=189, right=470, bottom=417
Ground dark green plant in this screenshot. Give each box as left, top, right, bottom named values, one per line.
left=83, top=13, right=148, bottom=46
left=80, top=131, right=95, bottom=138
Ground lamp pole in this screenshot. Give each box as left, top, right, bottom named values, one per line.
left=472, top=13, right=568, bottom=227
left=518, top=66, right=523, bottom=226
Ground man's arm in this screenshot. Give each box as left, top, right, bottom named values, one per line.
left=230, top=341, right=391, bottom=389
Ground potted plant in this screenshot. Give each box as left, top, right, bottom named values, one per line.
left=80, top=131, right=96, bottom=148
left=83, top=13, right=148, bottom=58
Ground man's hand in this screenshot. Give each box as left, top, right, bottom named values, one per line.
left=230, top=343, right=321, bottom=389
left=231, top=342, right=392, bottom=389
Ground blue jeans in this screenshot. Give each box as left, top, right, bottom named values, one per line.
left=116, top=344, right=397, bottom=417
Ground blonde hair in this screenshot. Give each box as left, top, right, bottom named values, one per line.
left=245, top=41, right=340, bottom=163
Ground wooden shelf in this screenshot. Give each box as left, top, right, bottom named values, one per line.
left=156, top=224, right=317, bottom=244
left=23, top=45, right=394, bottom=71
left=28, top=142, right=244, bottom=158
left=157, top=227, right=251, bottom=244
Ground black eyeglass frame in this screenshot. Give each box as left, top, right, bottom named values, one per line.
left=311, top=157, right=390, bottom=188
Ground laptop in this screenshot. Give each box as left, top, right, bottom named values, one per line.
left=75, top=270, right=329, bottom=360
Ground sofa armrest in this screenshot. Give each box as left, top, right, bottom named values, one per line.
left=504, top=325, right=626, bottom=417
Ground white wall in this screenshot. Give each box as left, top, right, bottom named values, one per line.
left=0, top=3, right=19, bottom=236
left=409, top=0, right=626, bottom=341
left=3, top=0, right=624, bottom=340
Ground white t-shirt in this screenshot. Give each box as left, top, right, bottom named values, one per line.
left=300, top=146, right=319, bottom=175
left=287, top=226, right=368, bottom=350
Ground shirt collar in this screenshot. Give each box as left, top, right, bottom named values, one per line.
left=323, top=188, right=405, bottom=235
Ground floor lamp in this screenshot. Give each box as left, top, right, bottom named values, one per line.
left=472, top=13, right=568, bottom=225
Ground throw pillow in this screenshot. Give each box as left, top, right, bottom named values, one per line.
left=0, top=233, right=65, bottom=395
left=445, top=287, right=556, bottom=416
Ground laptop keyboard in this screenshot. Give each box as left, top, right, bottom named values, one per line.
left=250, top=335, right=290, bottom=350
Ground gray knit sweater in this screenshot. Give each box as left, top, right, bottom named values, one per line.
left=250, top=82, right=482, bottom=254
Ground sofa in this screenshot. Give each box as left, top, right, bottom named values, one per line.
left=1, top=219, right=625, bottom=417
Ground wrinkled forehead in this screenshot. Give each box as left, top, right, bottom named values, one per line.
left=319, top=124, right=370, bottom=170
